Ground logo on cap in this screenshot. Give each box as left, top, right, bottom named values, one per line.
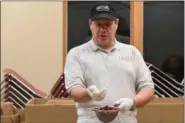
left=96, top=5, right=110, bottom=12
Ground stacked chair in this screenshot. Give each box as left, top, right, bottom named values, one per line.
left=1, top=68, right=47, bottom=109
left=146, top=62, right=184, bottom=97
left=48, top=73, right=69, bottom=98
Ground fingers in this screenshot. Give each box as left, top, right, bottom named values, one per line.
left=114, top=98, right=127, bottom=110
left=117, top=102, right=125, bottom=109
left=114, top=98, right=135, bottom=112
left=99, top=88, right=107, bottom=96
left=87, top=85, right=99, bottom=97
left=93, top=89, right=106, bottom=101
left=87, top=85, right=107, bottom=101
left=114, top=98, right=122, bottom=105
left=100, top=91, right=106, bottom=98
left=96, top=88, right=107, bottom=100
left=88, top=85, right=98, bottom=92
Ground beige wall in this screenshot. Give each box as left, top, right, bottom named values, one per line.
left=1, top=2, right=63, bottom=94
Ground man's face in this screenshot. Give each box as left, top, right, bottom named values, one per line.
left=89, top=18, right=119, bottom=49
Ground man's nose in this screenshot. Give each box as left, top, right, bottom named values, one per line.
left=99, top=26, right=107, bottom=32
left=100, top=25, right=108, bottom=29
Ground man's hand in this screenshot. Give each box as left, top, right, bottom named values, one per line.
left=114, top=98, right=135, bottom=112
left=87, top=85, right=107, bottom=101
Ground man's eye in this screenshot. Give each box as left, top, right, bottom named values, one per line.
left=105, top=24, right=110, bottom=27
left=97, top=23, right=101, bottom=27
left=95, top=23, right=112, bottom=28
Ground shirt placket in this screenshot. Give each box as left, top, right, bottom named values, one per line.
left=100, top=51, right=112, bottom=71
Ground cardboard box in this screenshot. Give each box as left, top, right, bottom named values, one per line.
left=24, top=97, right=183, bottom=123
left=1, top=114, right=20, bottom=123
left=45, top=98, right=75, bottom=105
left=149, top=97, right=184, bottom=103
left=15, top=109, right=25, bottom=121
left=137, top=98, right=184, bottom=123
left=1, top=102, right=14, bottom=115
left=20, top=121, right=26, bottom=123
left=25, top=98, right=77, bottom=123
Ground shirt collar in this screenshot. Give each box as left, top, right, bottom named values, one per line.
left=88, top=38, right=120, bottom=52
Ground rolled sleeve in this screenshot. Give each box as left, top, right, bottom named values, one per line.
left=64, top=48, right=85, bottom=93
left=132, top=46, right=154, bottom=92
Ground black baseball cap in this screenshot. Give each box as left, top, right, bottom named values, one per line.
left=90, top=3, right=118, bottom=21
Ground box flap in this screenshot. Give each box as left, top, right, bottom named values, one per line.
left=1, top=102, right=14, bottom=115
left=1, top=114, right=20, bottom=123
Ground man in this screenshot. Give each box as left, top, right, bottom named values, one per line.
left=65, top=2, right=154, bottom=123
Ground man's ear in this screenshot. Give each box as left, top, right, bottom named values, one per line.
left=115, top=19, right=119, bottom=25
left=89, top=19, right=92, bottom=27
left=115, top=19, right=119, bottom=30
left=89, top=19, right=93, bottom=30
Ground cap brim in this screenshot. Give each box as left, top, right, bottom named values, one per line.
left=91, top=13, right=117, bottom=21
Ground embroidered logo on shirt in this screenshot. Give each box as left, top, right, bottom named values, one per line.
left=119, top=56, right=133, bottom=62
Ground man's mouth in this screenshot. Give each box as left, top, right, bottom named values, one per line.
left=100, top=35, right=107, bottom=39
